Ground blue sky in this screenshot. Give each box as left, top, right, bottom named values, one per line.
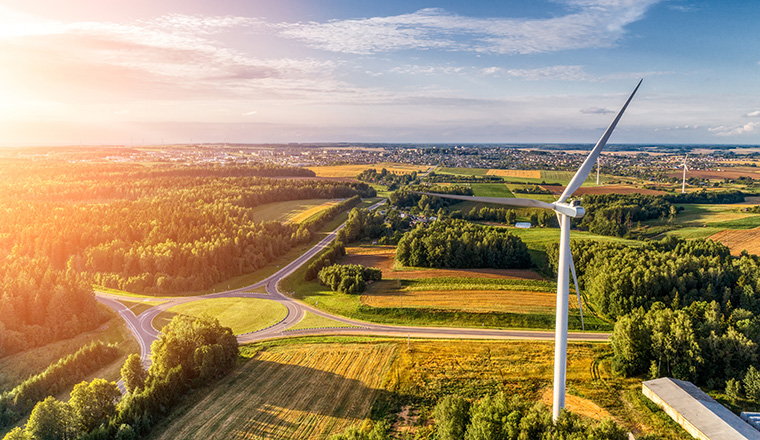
left=0, top=0, right=758, bottom=145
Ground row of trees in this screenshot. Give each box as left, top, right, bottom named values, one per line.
left=397, top=220, right=532, bottom=269
left=3, top=315, right=239, bottom=440
left=389, top=186, right=473, bottom=212
left=318, top=264, right=382, bottom=294
left=304, top=241, right=347, bottom=281
left=430, top=393, right=628, bottom=440
left=580, top=193, right=673, bottom=237
left=357, top=168, right=418, bottom=190
left=0, top=342, right=120, bottom=430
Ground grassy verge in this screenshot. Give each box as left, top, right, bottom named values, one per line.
left=288, top=312, right=360, bottom=331
left=153, top=298, right=288, bottom=335
left=116, top=299, right=167, bottom=316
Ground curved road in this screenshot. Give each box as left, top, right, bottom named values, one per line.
left=95, top=199, right=608, bottom=366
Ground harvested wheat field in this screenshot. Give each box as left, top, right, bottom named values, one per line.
left=486, top=169, right=541, bottom=179
left=343, top=246, right=544, bottom=280
left=545, top=185, right=665, bottom=196
left=539, top=389, right=613, bottom=420
left=307, top=163, right=425, bottom=178
left=150, top=343, right=397, bottom=440
left=709, top=228, right=760, bottom=256
left=361, top=289, right=563, bottom=314
left=288, top=200, right=341, bottom=223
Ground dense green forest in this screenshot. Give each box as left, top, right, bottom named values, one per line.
left=397, top=220, right=532, bottom=269
left=0, top=160, right=373, bottom=356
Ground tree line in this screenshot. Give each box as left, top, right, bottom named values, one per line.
left=0, top=342, right=120, bottom=431
left=397, top=219, right=532, bottom=269
left=357, top=168, right=418, bottom=190
left=332, top=393, right=628, bottom=440
left=3, top=315, right=238, bottom=440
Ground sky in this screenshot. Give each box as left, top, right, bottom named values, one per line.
left=0, top=0, right=759, bottom=146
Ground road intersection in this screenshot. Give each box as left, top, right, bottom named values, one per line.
left=95, top=199, right=609, bottom=366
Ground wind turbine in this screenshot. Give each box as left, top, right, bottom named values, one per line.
left=596, top=155, right=602, bottom=185
left=682, top=154, right=688, bottom=194
left=414, top=80, right=642, bottom=422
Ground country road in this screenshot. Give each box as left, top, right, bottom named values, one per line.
left=95, top=198, right=609, bottom=366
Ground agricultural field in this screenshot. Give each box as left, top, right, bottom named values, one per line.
left=147, top=342, right=398, bottom=440
left=287, top=312, right=359, bottom=331
left=709, top=228, right=760, bottom=256
left=470, top=183, right=515, bottom=198
left=249, top=199, right=342, bottom=224
left=154, top=298, right=288, bottom=335
left=147, top=338, right=690, bottom=440
left=307, top=163, right=426, bottom=178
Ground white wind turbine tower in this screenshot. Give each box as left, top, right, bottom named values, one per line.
left=596, top=155, right=602, bottom=185
left=414, top=80, right=642, bottom=422
left=682, top=154, right=688, bottom=194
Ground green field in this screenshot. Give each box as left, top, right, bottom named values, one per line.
left=146, top=338, right=690, bottom=440
left=470, top=183, right=515, bottom=197
left=155, top=298, right=288, bottom=335
left=249, top=199, right=338, bottom=224
left=288, top=312, right=359, bottom=331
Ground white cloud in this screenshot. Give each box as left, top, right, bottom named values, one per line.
left=580, top=107, right=614, bottom=114
left=708, top=122, right=759, bottom=136
left=504, top=65, right=592, bottom=81
left=273, top=1, right=661, bottom=55
left=745, top=110, right=760, bottom=117
left=242, top=111, right=258, bottom=115
left=389, top=65, right=465, bottom=76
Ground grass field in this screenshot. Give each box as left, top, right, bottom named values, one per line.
left=249, top=199, right=340, bottom=224
left=148, top=342, right=398, bottom=440
left=308, top=163, right=426, bottom=178
left=470, top=183, right=515, bottom=198
left=486, top=169, right=541, bottom=178
left=154, top=298, right=288, bottom=335
left=288, top=312, right=359, bottom=331
left=148, top=338, right=690, bottom=439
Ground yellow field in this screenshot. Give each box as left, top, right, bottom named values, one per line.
left=709, top=228, right=760, bottom=256
left=486, top=169, right=541, bottom=178
left=150, top=343, right=397, bottom=440
left=361, top=289, right=563, bottom=314
left=287, top=200, right=341, bottom=224
left=307, top=163, right=426, bottom=178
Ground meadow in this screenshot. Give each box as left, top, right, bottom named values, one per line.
left=154, top=298, right=288, bottom=335
left=145, top=337, right=690, bottom=440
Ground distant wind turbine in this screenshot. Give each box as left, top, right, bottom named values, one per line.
left=414, top=80, right=642, bottom=422
left=682, top=154, right=688, bottom=194
left=596, top=155, right=602, bottom=185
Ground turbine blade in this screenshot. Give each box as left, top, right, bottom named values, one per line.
left=568, top=250, right=584, bottom=332
left=411, top=191, right=554, bottom=210
left=559, top=79, right=642, bottom=203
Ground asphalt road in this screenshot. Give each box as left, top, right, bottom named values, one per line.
left=95, top=198, right=609, bottom=366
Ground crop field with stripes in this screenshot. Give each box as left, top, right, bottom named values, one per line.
left=149, top=342, right=397, bottom=440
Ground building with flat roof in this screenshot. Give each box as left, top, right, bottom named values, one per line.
left=643, top=377, right=760, bottom=440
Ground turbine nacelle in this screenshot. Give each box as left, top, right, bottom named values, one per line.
left=552, top=201, right=585, bottom=219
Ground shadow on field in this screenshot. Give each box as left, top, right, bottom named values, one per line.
left=152, top=356, right=407, bottom=440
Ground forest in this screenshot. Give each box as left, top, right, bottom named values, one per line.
left=0, top=160, right=373, bottom=356
left=397, top=219, right=532, bottom=269
left=318, top=264, right=382, bottom=294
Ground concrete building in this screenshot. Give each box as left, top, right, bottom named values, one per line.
left=642, top=377, right=760, bottom=440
